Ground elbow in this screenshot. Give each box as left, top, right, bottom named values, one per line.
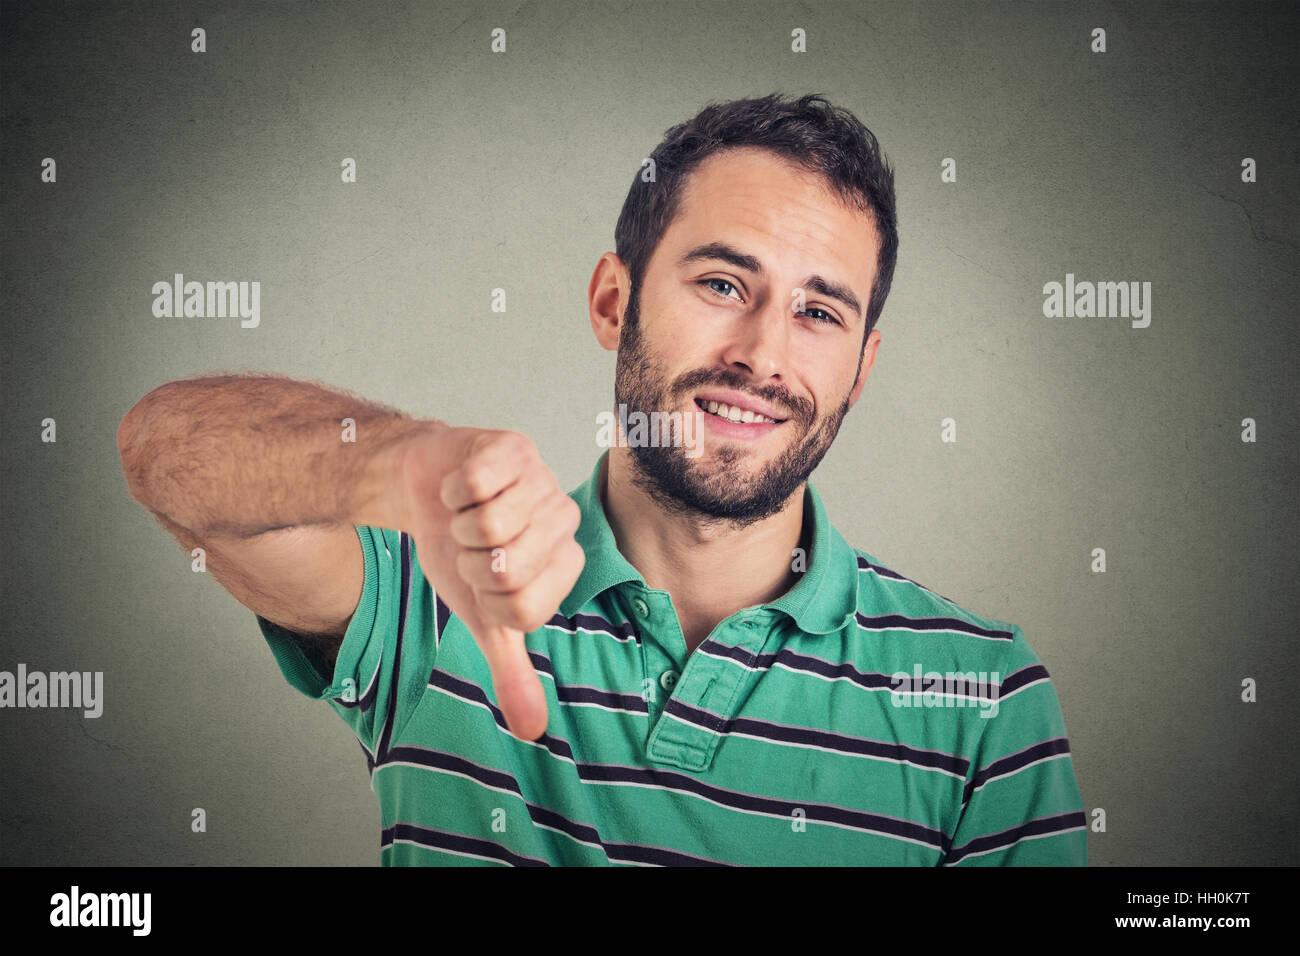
left=116, top=407, right=137, bottom=461
left=116, top=398, right=154, bottom=503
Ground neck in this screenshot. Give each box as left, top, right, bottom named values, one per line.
left=602, top=449, right=807, bottom=653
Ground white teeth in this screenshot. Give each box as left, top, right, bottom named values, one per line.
left=699, top=399, right=778, bottom=424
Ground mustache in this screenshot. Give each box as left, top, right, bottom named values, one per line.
left=670, top=367, right=812, bottom=424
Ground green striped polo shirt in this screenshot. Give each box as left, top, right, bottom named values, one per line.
left=256, top=450, right=1087, bottom=866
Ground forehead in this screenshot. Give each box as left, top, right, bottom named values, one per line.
left=659, top=145, right=880, bottom=284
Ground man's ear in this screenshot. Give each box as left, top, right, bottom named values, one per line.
left=847, top=329, right=882, bottom=408
left=589, top=252, right=630, bottom=352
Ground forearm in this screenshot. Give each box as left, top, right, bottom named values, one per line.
left=117, top=373, right=444, bottom=537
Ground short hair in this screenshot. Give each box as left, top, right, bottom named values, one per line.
left=614, top=92, right=899, bottom=344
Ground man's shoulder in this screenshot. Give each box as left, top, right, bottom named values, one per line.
left=846, top=547, right=1042, bottom=673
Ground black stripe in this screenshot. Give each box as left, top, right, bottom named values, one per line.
left=382, top=823, right=549, bottom=866
left=435, top=594, right=451, bottom=647
left=332, top=660, right=381, bottom=713
left=962, top=736, right=1072, bottom=807
left=857, top=554, right=961, bottom=606
left=706, top=643, right=972, bottom=701
left=764, top=646, right=898, bottom=690
left=603, top=842, right=737, bottom=867
left=856, top=611, right=1014, bottom=641
left=702, top=642, right=768, bottom=666
left=545, top=610, right=640, bottom=643
left=378, top=747, right=734, bottom=866
left=526, top=648, right=554, bottom=679
left=1000, top=662, right=1050, bottom=696
left=663, top=698, right=969, bottom=775
left=942, top=810, right=1086, bottom=864
left=577, top=762, right=948, bottom=850
left=554, top=682, right=649, bottom=713
left=376, top=531, right=412, bottom=763
left=418, top=669, right=578, bottom=761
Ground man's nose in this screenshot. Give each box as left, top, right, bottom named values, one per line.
left=721, top=292, right=790, bottom=378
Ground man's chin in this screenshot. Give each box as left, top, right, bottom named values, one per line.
left=664, top=459, right=779, bottom=509
left=680, top=448, right=772, bottom=480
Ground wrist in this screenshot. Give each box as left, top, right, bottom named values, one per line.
left=352, top=418, right=450, bottom=532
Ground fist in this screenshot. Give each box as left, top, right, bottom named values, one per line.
left=396, top=426, right=584, bottom=741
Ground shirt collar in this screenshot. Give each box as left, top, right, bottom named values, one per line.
left=561, top=451, right=859, bottom=635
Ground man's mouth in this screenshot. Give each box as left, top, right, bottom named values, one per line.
left=693, top=397, right=785, bottom=425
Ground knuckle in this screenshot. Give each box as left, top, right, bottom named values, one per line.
left=460, top=465, right=491, bottom=501
left=509, top=431, right=537, bottom=457
left=491, top=429, right=533, bottom=464
left=473, top=505, right=504, bottom=543
left=564, top=497, right=582, bottom=532
left=505, top=602, right=533, bottom=632
left=508, top=592, right=547, bottom=632
left=490, top=551, right=519, bottom=588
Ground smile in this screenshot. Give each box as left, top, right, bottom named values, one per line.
left=694, top=398, right=784, bottom=425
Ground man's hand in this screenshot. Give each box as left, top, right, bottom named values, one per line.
left=394, top=427, right=585, bottom=741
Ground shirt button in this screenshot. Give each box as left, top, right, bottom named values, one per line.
left=659, top=669, right=679, bottom=691
left=633, top=598, right=650, bottom=618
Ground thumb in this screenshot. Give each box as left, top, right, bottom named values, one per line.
left=470, top=621, right=548, bottom=741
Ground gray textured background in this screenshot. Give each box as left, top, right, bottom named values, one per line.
left=2, top=0, right=1297, bottom=866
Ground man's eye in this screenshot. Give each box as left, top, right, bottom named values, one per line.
left=701, top=278, right=741, bottom=300
left=799, top=307, right=839, bottom=325
left=700, top=279, right=839, bottom=326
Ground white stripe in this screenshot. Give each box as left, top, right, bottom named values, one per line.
left=857, top=559, right=999, bottom=625
left=996, top=676, right=1050, bottom=705
left=659, top=710, right=967, bottom=781
left=855, top=619, right=1011, bottom=643
left=374, top=534, right=414, bottom=749
left=943, top=823, right=1087, bottom=865
left=964, top=751, right=1075, bottom=801
left=386, top=839, right=511, bottom=866
left=585, top=778, right=942, bottom=850
left=543, top=621, right=638, bottom=643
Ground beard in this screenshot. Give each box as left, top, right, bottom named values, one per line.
left=613, top=283, right=855, bottom=529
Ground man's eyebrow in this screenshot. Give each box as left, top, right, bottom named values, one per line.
left=677, top=241, right=863, bottom=322
left=678, top=241, right=763, bottom=275
left=802, top=274, right=862, bottom=322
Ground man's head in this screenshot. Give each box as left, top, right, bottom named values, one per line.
left=590, top=93, right=898, bottom=527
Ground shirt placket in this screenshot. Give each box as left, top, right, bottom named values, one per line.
left=628, top=586, right=770, bottom=772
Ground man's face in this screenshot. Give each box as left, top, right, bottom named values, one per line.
left=613, top=145, right=883, bottom=527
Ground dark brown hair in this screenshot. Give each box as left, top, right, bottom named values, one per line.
left=614, top=92, right=898, bottom=343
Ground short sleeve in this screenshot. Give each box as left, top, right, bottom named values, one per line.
left=255, top=525, right=442, bottom=760
left=942, top=624, right=1088, bottom=866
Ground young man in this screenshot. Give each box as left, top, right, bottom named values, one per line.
left=118, top=93, right=1087, bottom=866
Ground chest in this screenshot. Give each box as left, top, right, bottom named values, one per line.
left=377, top=617, right=971, bottom=866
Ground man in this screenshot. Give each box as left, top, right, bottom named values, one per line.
left=118, top=93, right=1087, bottom=866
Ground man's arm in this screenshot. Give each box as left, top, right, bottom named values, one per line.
left=115, top=372, right=584, bottom=740
left=117, top=374, right=433, bottom=648
left=941, top=625, right=1088, bottom=866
